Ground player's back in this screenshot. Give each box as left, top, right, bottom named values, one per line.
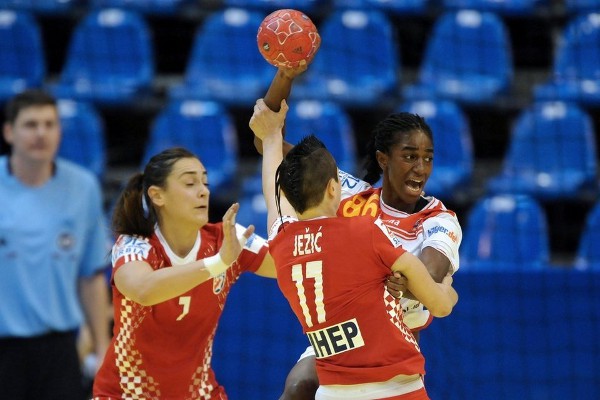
left=269, top=215, right=425, bottom=385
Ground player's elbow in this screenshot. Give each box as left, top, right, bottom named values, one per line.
left=428, top=302, right=454, bottom=318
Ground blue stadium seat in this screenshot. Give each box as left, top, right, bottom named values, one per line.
left=169, top=8, right=273, bottom=107
left=142, top=100, right=238, bottom=192
left=534, top=13, right=600, bottom=106
left=404, top=10, right=513, bottom=105
left=460, top=194, right=550, bottom=270
left=488, top=101, right=598, bottom=199
left=224, top=0, right=326, bottom=13
left=575, top=202, right=600, bottom=270
left=396, top=99, right=473, bottom=199
left=89, top=0, right=190, bottom=15
left=565, top=0, right=600, bottom=14
left=441, top=0, right=546, bottom=16
left=52, top=9, right=154, bottom=106
left=292, top=9, right=400, bottom=107
left=237, top=191, right=269, bottom=239
left=333, top=0, right=429, bottom=15
left=285, top=100, right=357, bottom=174
left=0, top=0, right=80, bottom=14
left=0, top=10, right=45, bottom=103
left=56, top=99, right=106, bottom=179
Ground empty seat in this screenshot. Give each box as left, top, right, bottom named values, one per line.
left=534, top=13, right=600, bottom=106
left=397, top=99, right=473, bottom=199
left=404, top=10, right=513, bottom=105
left=575, top=201, right=600, bottom=270
left=460, top=194, right=550, bottom=270
left=224, top=0, right=325, bottom=13
left=442, top=0, right=546, bottom=16
left=565, top=0, right=600, bottom=15
left=52, top=9, right=154, bottom=106
left=142, top=100, right=239, bottom=192
left=237, top=191, right=269, bottom=238
left=333, top=0, right=429, bottom=15
left=169, top=8, right=273, bottom=107
left=0, top=10, right=45, bottom=103
left=0, top=0, right=80, bottom=14
left=488, top=101, right=598, bottom=199
left=292, top=9, right=400, bottom=107
left=89, top=0, right=190, bottom=15
left=284, top=100, right=357, bottom=174
left=56, top=99, right=106, bottom=179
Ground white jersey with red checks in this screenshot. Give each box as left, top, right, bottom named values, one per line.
left=93, top=223, right=268, bottom=400
left=269, top=215, right=426, bottom=386
left=338, top=170, right=462, bottom=331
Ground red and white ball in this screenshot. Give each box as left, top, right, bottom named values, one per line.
left=257, top=9, right=321, bottom=68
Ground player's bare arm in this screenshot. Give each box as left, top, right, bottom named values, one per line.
left=254, top=62, right=306, bottom=155
left=114, top=204, right=252, bottom=306
left=401, top=247, right=452, bottom=301
left=392, top=252, right=458, bottom=317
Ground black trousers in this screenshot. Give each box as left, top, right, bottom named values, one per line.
left=0, top=330, right=85, bottom=400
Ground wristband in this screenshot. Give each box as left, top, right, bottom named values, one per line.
left=204, top=253, right=230, bottom=277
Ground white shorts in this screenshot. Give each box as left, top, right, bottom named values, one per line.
left=315, top=374, right=424, bottom=400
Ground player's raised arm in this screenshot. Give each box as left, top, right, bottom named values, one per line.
left=249, top=98, right=296, bottom=231
left=254, top=9, right=320, bottom=155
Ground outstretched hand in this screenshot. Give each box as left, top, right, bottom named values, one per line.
left=249, top=98, right=289, bottom=141
left=219, top=203, right=255, bottom=266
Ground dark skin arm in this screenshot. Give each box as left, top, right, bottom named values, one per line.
left=253, top=63, right=306, bottom=156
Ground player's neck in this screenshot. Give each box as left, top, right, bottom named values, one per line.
left=9, top=155, right=54, bottom=187
left=298, top=203, right=337, bottom=221
left=156, top=221, right=199, bottom=258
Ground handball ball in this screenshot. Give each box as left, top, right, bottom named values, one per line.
left=257, top=9, right=321, bottom=68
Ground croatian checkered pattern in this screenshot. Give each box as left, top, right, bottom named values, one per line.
left=189, top=329, right=217, bottom=399
left=383, top=289, right=421, bottom=352
left=114, top=297, right=160, bottom=399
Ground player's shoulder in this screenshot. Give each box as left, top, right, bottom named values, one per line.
left=112, top=234, right=153, bottom=262
left=419, top=196, right=459, bottom=220
left=339, top=169, right=372, bottom=198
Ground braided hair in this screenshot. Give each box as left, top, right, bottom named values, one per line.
left=362, top=112, right=433, bottom=184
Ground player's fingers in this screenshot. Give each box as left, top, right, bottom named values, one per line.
left=222, top=203, right=239, bottom=228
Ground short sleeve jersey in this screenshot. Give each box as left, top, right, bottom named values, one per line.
left=269, top=216, right=425, bottom=386
left=0, top=157, right=109, bottom=336
left=338, top=171, right=462, bottom=331
left=93, top=224, right=268, bottom=400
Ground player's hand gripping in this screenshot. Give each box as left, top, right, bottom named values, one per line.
left=386, top=271, right=407, bottom=299
left=219, top=203, right=254, bottom=266
left=279, top=59, right=308, bottom=80
left=249, top=98, right=289, bottom=141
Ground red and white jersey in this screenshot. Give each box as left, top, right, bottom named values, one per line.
left=338, top=171, right=462, bottom=331
left=93, top=223, right=268, bottom=400
left=269, top=215, right=425, bottom=386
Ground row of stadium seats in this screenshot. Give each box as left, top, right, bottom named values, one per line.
left=1, top=0, right=599, bottom=16
left=1, top=8, right=599, bottom=107
left=56, top=94, right=598, bottom=201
